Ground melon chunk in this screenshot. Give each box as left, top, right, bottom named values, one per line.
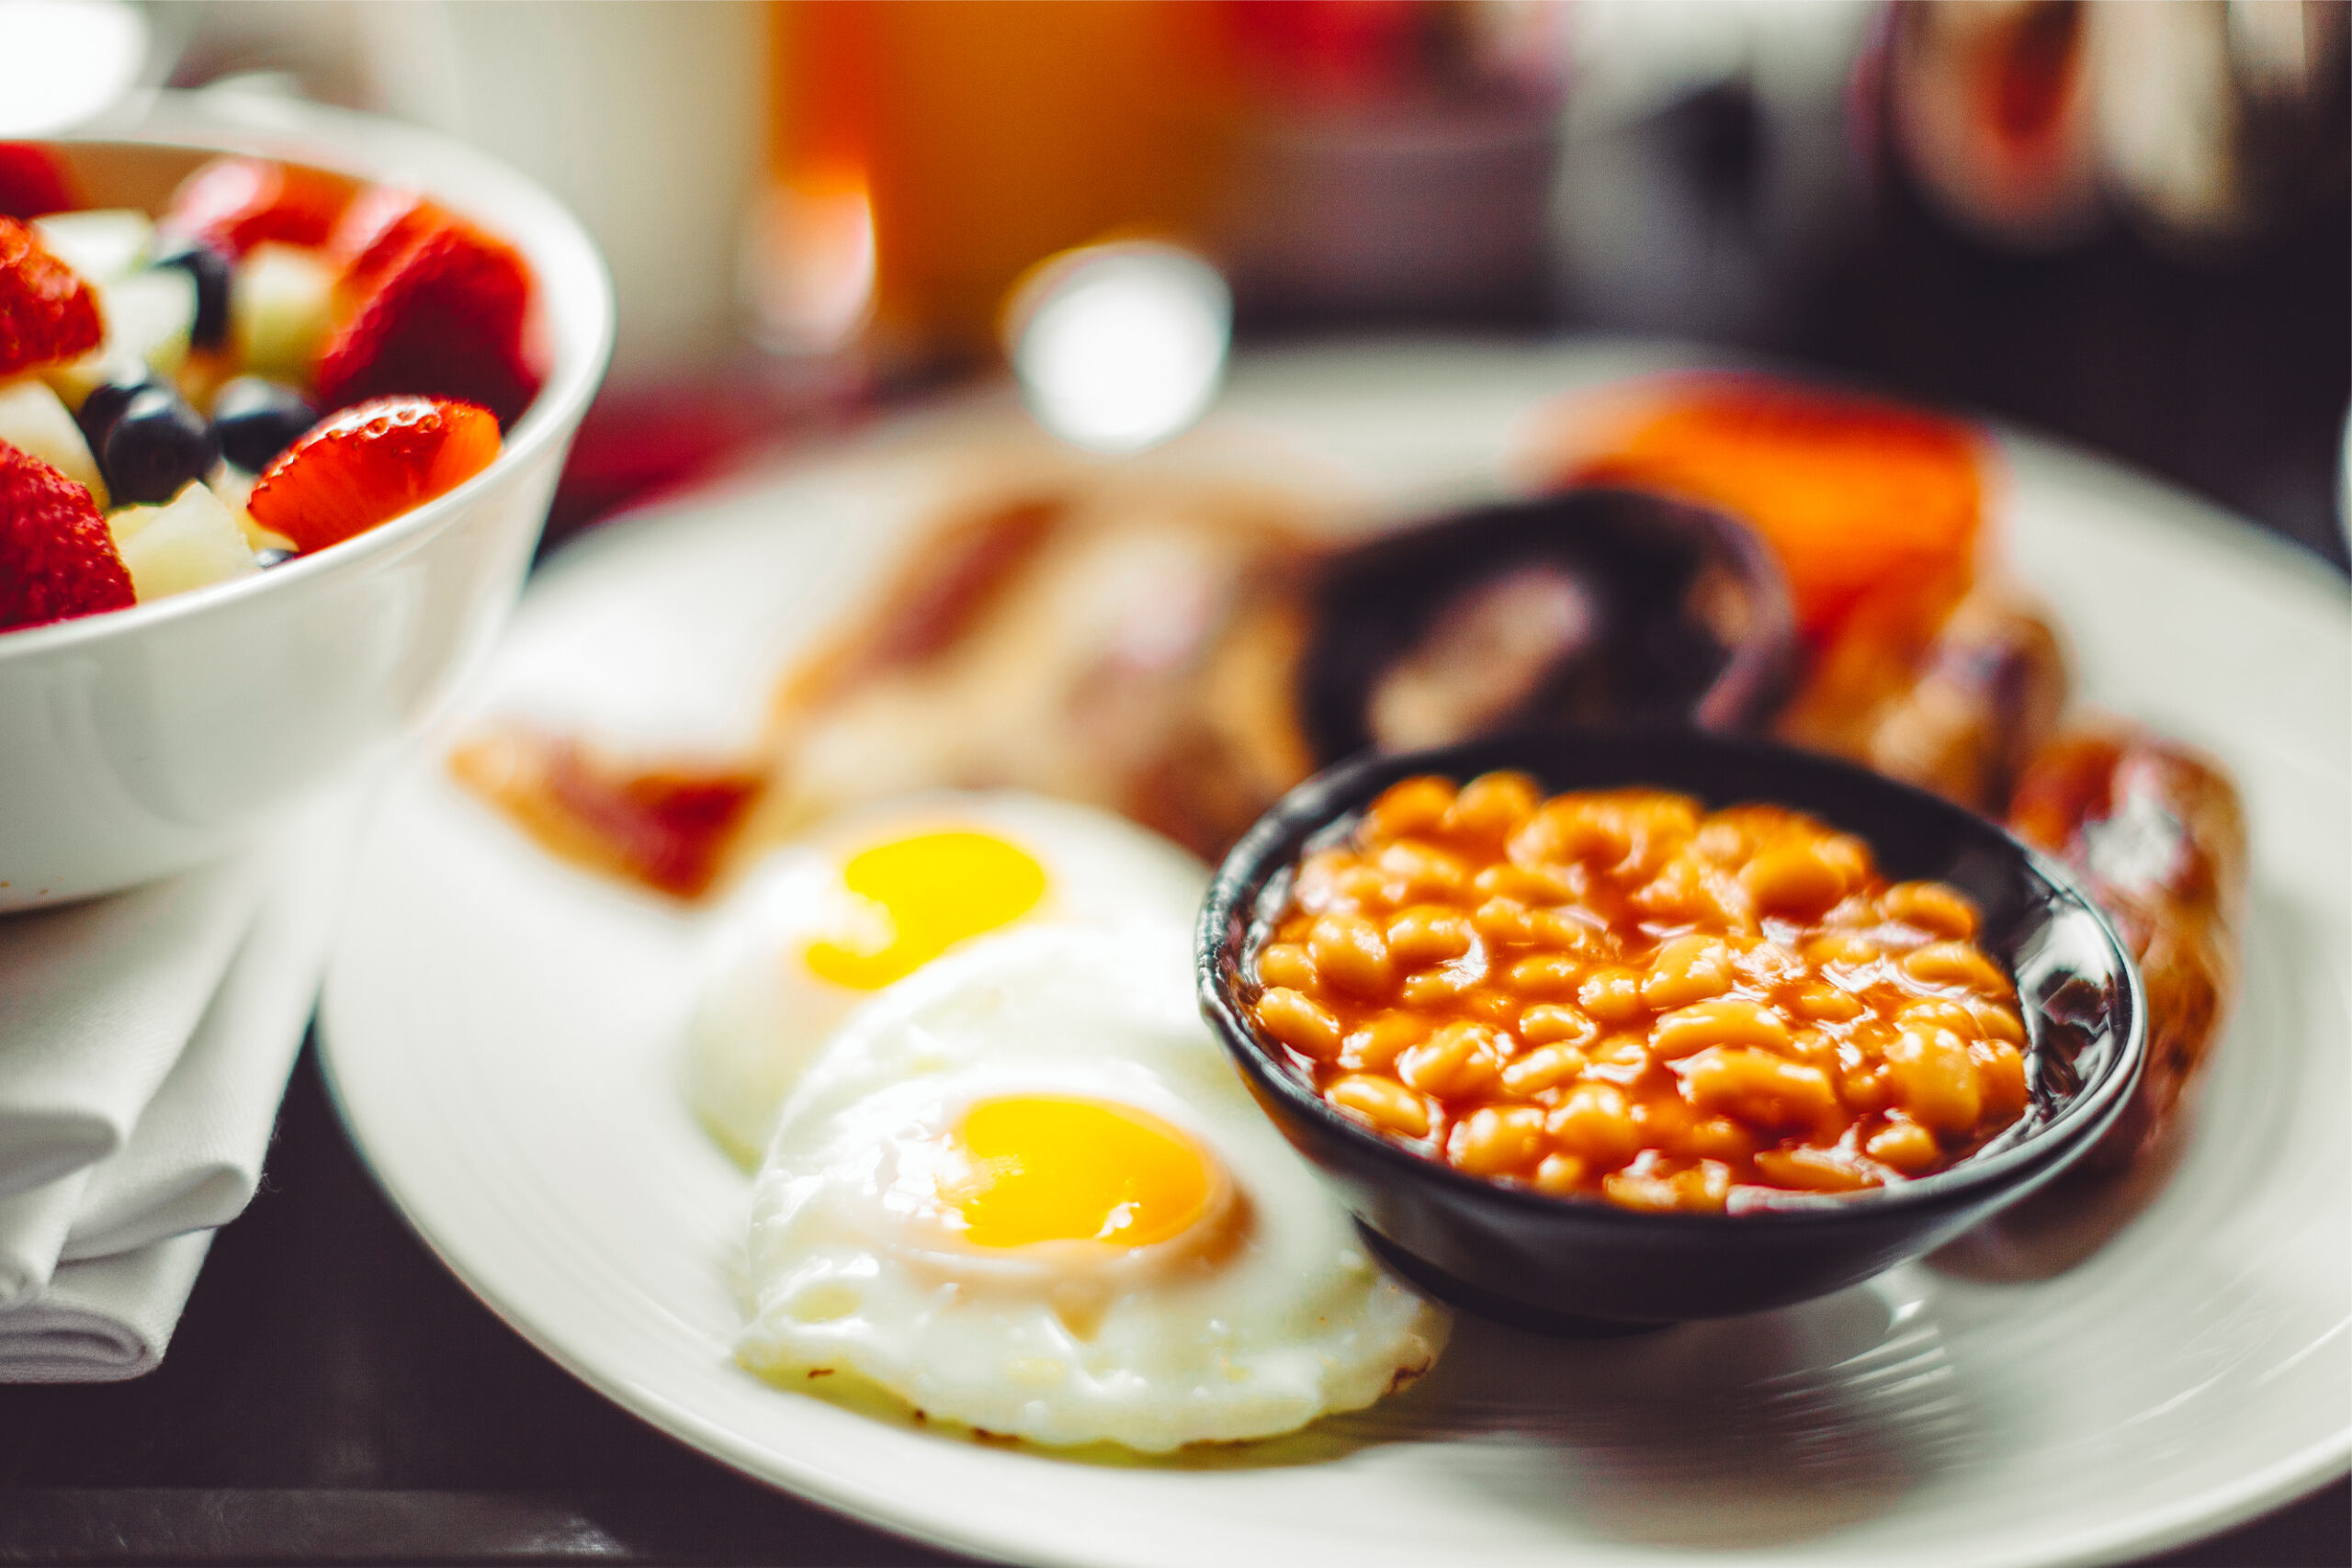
left=0, top=376, right=106, bottom=507
left=232, top=243, right=336, bottom=381
left=204, top=469, right=293, bottom=554
left=31, top=209, right=153, bottom=285
left=108, top=480, right=260, bottom=602
left=44, top=268, right=199, bottom=409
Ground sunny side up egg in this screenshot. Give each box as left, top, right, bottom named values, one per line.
left=738, top=924, right=1449, bottom=1451
left=685, top=792, right=1209, bottom=1165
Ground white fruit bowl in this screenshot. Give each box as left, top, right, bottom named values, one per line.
left=0, top=92, right=612, bottom=908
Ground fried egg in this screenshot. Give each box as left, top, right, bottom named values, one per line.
left=737, top=924, right=1447, bottom=1451
left=685, top=792, right=1207, bottom=1165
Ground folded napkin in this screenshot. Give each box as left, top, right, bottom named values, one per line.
left=0, top=793, right=359, bottom=1382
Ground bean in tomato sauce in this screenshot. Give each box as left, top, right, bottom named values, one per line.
left=1248, top=773, right=2029, bottom=1213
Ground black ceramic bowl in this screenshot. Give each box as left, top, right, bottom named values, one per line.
left=1197, top=728, right=2146, bottom=1333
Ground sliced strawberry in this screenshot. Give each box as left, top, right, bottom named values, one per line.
left=314, top=220, right=542, bottom=428
left=0, top=439, right=134, bottom=631
left=245, top=395, right=501, bottom=554
left=0, top=216, right=103, bottom=378
left=158, top=156, right=356, bottom=260
left=0, top=143, right=76, bottom=220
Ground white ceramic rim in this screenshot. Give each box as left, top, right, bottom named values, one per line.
left=0, top=87, right=615, bottom=660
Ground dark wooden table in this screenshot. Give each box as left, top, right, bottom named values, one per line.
left=0, top=120, right=2344, bottom=1568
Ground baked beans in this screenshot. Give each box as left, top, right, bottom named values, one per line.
left=1250, top=773, right=2029, bottom=1212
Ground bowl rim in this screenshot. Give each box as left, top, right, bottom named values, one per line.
left=1196, top=726, right=2150, bottom=1232
left=0, top=88, right=615, bottom=661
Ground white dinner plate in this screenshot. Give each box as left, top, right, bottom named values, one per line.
left=319, top=341, right=2351, bottom=1568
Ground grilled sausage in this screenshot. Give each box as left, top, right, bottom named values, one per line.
left=1781, top=577, right=2071, bottom=815
left=2007, top=726, right=2247, bottom=1172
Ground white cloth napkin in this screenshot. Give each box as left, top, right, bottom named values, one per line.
left=0, top=793, right=359, bottom=1382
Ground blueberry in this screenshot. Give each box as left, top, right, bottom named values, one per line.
left=102, top=387, right=221, bottom=505
left=148, top=239, right=232, bottom=350
left=252, top=547, right=293, bottom=569
left=75, top=369, right=164, bottom=457
left=210, top=377, right=317, bottom=473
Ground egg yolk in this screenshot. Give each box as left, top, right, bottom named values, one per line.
left=804, top=830, right=1047, bottom=989
left=936, top=1097, right=1215, bottom=1250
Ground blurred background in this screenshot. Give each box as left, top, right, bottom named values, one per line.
left=12, top=0, right=2345, bottom=563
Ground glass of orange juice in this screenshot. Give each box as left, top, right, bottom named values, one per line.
left=755, top=0, right=1242, bottom=364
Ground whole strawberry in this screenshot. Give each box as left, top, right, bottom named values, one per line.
left=0, top=216, right=103, bottom=379
left=326, top=186, right=453, bottom=299
left=315, top=215, right=541, bottom=428
left=0, top=440, right=134, bottom=632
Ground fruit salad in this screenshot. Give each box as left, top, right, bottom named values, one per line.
left=0, top=144, right=544, bottom=635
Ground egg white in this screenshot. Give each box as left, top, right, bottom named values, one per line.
left=684, top=791, right=1207, bottom=1165
left=736, top=924, right=1449, bottom=1452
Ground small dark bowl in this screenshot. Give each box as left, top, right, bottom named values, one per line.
left=1197, top=728, right=2146, bottom=1333
left=1295, top=487, right=1799, bottom=766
